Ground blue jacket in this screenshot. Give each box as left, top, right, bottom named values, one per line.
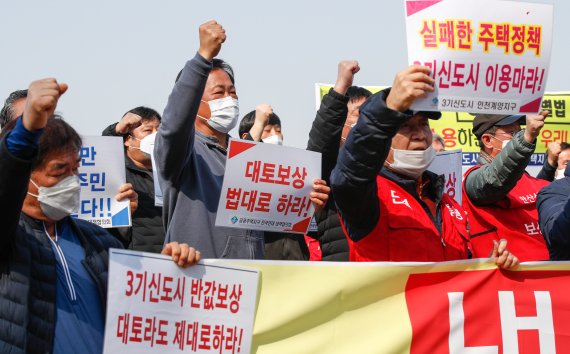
left=0, top=136, right=123, bottom=354
left=154, top=53, right=264, bottom=259
left=537, top=164, right=570, bottom=260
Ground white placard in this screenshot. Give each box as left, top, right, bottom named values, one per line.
left=215, top=139, right=321, bottom=234
left=103, top=249, right=260, bottom=354
left=428, top=149, right=463, bottom=204
left=405, top=0, right=553, bottom=114
left=77, top=136, right=131, bottom=228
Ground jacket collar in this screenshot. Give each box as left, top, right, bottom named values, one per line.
left=195, top=130, right=230, bottom=154
left=379, top=167, right=445, bottom=204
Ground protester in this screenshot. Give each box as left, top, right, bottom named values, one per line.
left=537, top=142, right=570, bottom=181
left=0, top=78, right=201, bottom=354
left=0, top=89, right=27, bottom=128
left=239, top=104, right=283, bottom=145
left=102, top=107, right=165, bottom=252
left=432, top=133, right=445, bottom=152
left=306, top=60, right=372, bottom=261
left=462, top=111, right=550, bottom=261
left=537, top=162, right=570, bottom=260
left=154, top=21, right=329, bottom=259
left=330, top=65, right=518, bottom=268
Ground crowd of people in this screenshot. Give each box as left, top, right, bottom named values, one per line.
left=1, top=19, right=569, bottom=353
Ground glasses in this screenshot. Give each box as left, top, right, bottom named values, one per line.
left=492, top=129, right=522, bottom=138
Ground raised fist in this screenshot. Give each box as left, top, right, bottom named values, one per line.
left=385, top=65, right=434, bottom=113
left=523, top=110, right=548, bottom=144
left=23, top=78, right=68, bottom=131
left=334, top=60, right=360, bottom=95
left=198, top=20, right=226, bottom=61
left=116, top=112, right=143, bottom=135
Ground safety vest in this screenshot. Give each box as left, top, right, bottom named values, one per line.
left=462, top=166, right=549, bottom=262
left=343, top=175, right=470, bottom=262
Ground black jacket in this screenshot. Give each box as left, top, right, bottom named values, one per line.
left=102, top=123, right=165, bottom=252
left=0, top=136, right=123, bottom=354
left=306, top=88, right=350, bottom=261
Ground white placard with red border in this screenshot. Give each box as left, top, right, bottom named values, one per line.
left=103, top=249, right=260, bottom=354
left=405, top=0, right=553, bottom=114
left=215, top=139, right=321, bottom=234
left=427, top=149, right=463, bottom=204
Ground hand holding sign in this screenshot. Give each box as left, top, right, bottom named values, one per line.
left=310, top=179, right=330, bottom=214
left=23, top=78, right=68, bottom=131
left=198, top=20, right=226, bottom=61
left=115, top=183, right=138, bottom=215
left=490, top=239, right=519, bottom=270
left=161, top=241, right=201, bottom=268
left=334, top=60, right=360, bottom=95
left=386, top=65, right=435, bottom=113
left=524, top=110, right=548, bottom=144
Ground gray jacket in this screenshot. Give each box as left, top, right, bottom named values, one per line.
left=154, top=53, right=264, bottom=259
left=464, top=131, right=537, bottom=205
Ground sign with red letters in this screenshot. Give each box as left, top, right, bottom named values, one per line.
left=405, top=0, right=553, bottom=114
left=215, top=139, right=321, bottom=234
left=103, top=249, right=259, bottom=354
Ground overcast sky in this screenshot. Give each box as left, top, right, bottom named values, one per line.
left=1, top=0, right=567, bottom=148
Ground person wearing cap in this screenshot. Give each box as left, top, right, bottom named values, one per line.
left=462, top=111, right=550, bottom=262
left=330, top=65, right=517, bottom=267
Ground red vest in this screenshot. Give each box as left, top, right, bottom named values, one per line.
left=343, top=175, right=470, bottom=262
left=462, top=166, right=549, bottom=262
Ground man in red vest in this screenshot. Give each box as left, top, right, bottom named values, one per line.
left=462, top=111, right=550, bottom=262
left=330, top=65, right=517, bottom=268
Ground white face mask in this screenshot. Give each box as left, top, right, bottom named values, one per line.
left=28, top=175, right=81, bottom=221
left=555, top=168, right=566, bottom=180
left=198, top=96, right=239, bottom=133
left=262, top=134, right=283, bottom=145
left=491, top=135, right=511, bottom=151
left=387, top=146, right=436, bottom=179
left=130, top=132, right=157, bottom=156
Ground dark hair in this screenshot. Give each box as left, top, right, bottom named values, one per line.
left=0, top=89, right=28, bottom=128
left=175, top=58, right=235, bottom=84
left=238, top=110, right=281, bottom=138
left=1, top=115, right=82, bottom=170
left=124, top=106, right=161, bottom=122
left=561, top=142, right=570, bottom=152
left=346, top=86, right=372, bottom=102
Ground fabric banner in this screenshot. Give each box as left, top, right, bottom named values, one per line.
left=227, top=259, right=570, bottom=354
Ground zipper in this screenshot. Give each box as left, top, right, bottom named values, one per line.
left=44, top=223, right=77, bottom=301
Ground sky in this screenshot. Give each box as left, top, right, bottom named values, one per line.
left=1, top=0, right=568, bottom=149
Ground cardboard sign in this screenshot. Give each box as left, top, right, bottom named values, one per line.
left=103, top=249, right=260, bottom=354
left=428, top=149, right=463, bottom=203
left=405, top=0, right=553, bottom=114
left=77, top=136, right=131, bottom=228
left=215, top=139, right=321, bottom=234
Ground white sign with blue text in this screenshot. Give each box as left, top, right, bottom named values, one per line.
left=77, top=136, right=131, bottom=228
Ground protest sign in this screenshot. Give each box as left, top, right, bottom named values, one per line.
left=428, top=149, right=463, bottom=203
left=77, top=136, right=130, bottom=228
left=103, top=249, right=260, bottom=354
left=405, top=0, right=553, bottom=114
left=215, top=139, right=321, bottom=234
left=223, top=259, right=570, bottom=354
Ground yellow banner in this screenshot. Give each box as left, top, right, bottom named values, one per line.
left=232, top=260, right=570, bottom=354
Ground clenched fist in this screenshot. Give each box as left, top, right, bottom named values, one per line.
left=198, top=20, right=226, bottom=61
left=523, top=110, right=548, bottom=144
left=23, top=78, right=68, bottom=131
left=385, top=65, right=434, bottom=113
left=334, top=60, right=360, bottom=95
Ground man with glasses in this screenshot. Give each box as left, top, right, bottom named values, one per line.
left=462, top=112, right=550, bottom=261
